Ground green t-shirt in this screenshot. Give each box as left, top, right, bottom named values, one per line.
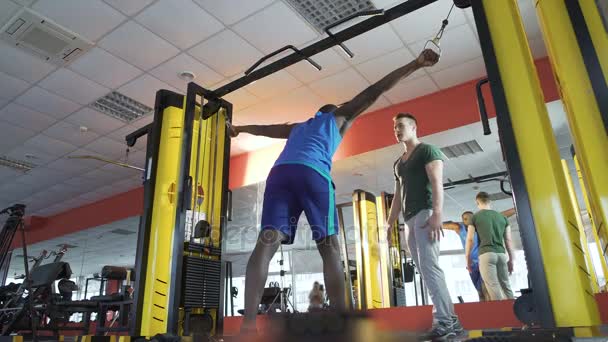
left=393, top=143, right=444, bottom=221
left=472, top=209, right=509, bottom=255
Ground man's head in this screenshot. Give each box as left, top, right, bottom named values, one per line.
left=393, top=113, right=418, bottom=143
left=475, top=191, right=491, bottom=209
left=461, top=211, right=474, bottom=225
left=317, top=104, right=338, bottom=114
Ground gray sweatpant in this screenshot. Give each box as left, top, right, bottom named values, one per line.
left=406, top=209, right=456, bottom=324
left=479, top=252, right=514, bottom=300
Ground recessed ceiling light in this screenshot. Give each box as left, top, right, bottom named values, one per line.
left=178, top=71, right=196, bottom=82
left=90, top=91, right=152, bottom=123
left=80, top=126, right=88, bottom=133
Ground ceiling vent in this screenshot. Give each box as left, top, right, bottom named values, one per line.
left=285, top=0, right=377, bottom=32
left=90, top=91, right=152, bottom=123
left=0, top=156, right=34, bottom=172
left=0, top=8, right=92, bottom=65
left=488, top=192, right=512, bottom=201
left=440, top=140, right=484, bottom=159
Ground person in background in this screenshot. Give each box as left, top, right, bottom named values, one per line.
left=308, top=281, right=325, bottom=312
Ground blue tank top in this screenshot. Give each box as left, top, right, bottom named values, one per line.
left=457, top=223, right=480, bottom=263
left=274, top=112, right=342, bottom=179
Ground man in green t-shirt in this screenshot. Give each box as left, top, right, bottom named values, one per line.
left=466, top=191, right=515, bottom=301
left=386, top=113, right=462, bottom=340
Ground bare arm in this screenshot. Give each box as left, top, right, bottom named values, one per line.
left=230, top=123, right=297, bottom=139
left=504, top=225, right=515, bottom=261
left=333, top=50, right=439, bottom=134
left=501, top=208, right=516, bottom=218
left=442, top=222, right=461, bottom=233
left=386, top=181, right=402, bottom=227
left=425, top=159, right=444, bottom=240
left=465, top=224, right=476, bottom=271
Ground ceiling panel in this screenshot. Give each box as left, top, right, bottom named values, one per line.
left=46, top=155, right=103, bottom=174
left=103, top=0, right=156, bottom=16
left=16, top=167, right=72, bottom=188
left=0, top=103, right=57, bottom=133
left=0, top=1, right=20, bottom=27
left=244, top=71, right=302, bottom=100
left=43, top=121, right=100, bottom=147
left=222, top=89, right=261, bottom=114
left=135, top=0, right=223, bottom=50
left=38, top=69, right=110, bottom=105
left=65, top=107, right=125, bottom=135
left=342, top=25, right=404, bottom=65
left=84, top=136, right=129, bottom=159
left=15, top=87, right=81, bottom=119
left=384, top=75, right=439, bottom=104
left=23, top=134, right=78, bottom=158
left=32, top=0, right=126, bottom=41
left=107, top=125, right=148, bottom=151
left=430, top=57, right=486, bottom=89
left=189, top=29, right=263, bottom=78
left=117, top=74, right=178, bottom=108
left=150, top=53, right=223, bottom=91
left=233, top=2, right=318, bottom=54
left=69, top=48, right=143, bottom=89
left=99, top=21, right=179, bottom=71
left=63, top=173, right=108, bottom=192
left=99, top=163, right=141, bottom=178
left=355, top=47, right=424, bottom=83
left=0, top=180, right=45, bottom=201
left=194, top=0, right=273, bottom=25
left=0, top=71, right=30, bottom=101
left=308, top=68, right=370, bottom=105
left=390, top=1, right=468, bottom=44
left=518, top=0, right=542, bottom=40
left=81, top=167, right=127, bottom=184
left=286, top=49, right=350, bottom=84
left=0, top=42, right=56, bottom=83
left=410, top=24, right=481, bottom=73
left=6, top=144, right=58, bottom=167
left=528, top=36, right=548, bottom=59
left=0, top=121, right=37, bottom=154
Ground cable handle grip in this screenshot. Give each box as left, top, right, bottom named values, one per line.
left=476, top=78, right=492, bottom=135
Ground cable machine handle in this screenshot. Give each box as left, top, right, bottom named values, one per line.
left=476, top=78, right=492, bottom=135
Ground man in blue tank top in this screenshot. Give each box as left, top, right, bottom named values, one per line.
left=228, top=49, right=440, bottom=332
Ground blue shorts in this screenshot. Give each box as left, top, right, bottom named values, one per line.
left=469, top=262, right=483, bottom=292
left=261, top=164, right=338, bottom=244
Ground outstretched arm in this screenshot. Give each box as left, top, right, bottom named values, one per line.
left=442, top=222, right=461, bottom=233
left=333, top=49, right=439, bottom=135
left=227, top=122, right=297, bottom=139
left=501, top=208, right=516, bottom=218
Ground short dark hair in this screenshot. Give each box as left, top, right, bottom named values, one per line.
left=462, top=211, right=474, bottom=217
left=393, top=113, right=417, bottom=125
left=318, top=104, right=338, bottom=113
left=476, top=191, right=491, bottom=204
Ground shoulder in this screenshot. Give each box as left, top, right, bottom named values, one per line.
left=420, top=143, right=444, bottom=161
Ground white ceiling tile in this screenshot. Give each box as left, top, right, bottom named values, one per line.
left=65, top=107, right=125, bottom=135
left=107, top=124, right=148, bottom=151
left=84, top=136, right=129, bottom=159
left=222, top=89, right=261, bottom=113
left=342, top=25, right=404, bottom=65
left=23, top=134, right=78, bottom=157
left=16, top=167, right=71, bottom=187
left=111, top=177, right=143, bottom=192
left=410, top=24, right=481, bottom=72
left=286, top=49, right=350, bottom=84
left=233, top=2, right=318, bottom=54
left=117, top=74, right=179, bottom=108
left=99, top=163, right=141, bottom=178
left=32, top=0, right=125, bottom=41
left=194, top=0, right=274, bottom=25
left=46, top=155, right=102, bottom=174
left=69, top=48, right=143, bottom=89
left=244, top=71, right=302, bottom=100
left=81, top=167, right=127, bottom=183
left=0, top=180, right=44, bottom=201
left=0, top=71, right=30, bottom=101
left=518, top=1, right=542, bottom=40
left=99, top=21, right=179, bottom=71
left=0, top=103, right=57, bottom=132
left=15, top=87, right=81, bottom=119
left=135, top=0, right=223, bottom=50
left=43, top=121, right=100, bottom=147
left=431, top=57, right=486, bottom=89
left=0, top=121, right=37, bottom=154
left=129, top=114, right=154, bottom=129
left=237, top=86, right=325, bottom=125
left=384, top=75, right=440, bottom=104
left=150, top=53, right=223, bottom=91
left=103, top=0, right=156, bottom=16
left=189, top=29, right=263, bottom=78
left=5, top=145, right=58, bottom=166
left=38, top=68, right=110, bottom=105
left=0, top=42, right=56, bottom=83
left=355, top=47, right=424, bottom=83
left=308, top=68, right=370, bottom=105
left=391, top=1, right=468, bottom=44
left=0, top=1, right=20, bottom=27
left=528, top=35, right=548, bottom=59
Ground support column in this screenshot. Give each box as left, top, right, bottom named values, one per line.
left=535, top=0, right=608, bottom=274
left=471, top=0, right=600, bottom=332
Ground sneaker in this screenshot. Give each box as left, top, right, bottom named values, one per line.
left=450, top=317, right=464, bottom=336
left=418, top=321, right=456, bottom=341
